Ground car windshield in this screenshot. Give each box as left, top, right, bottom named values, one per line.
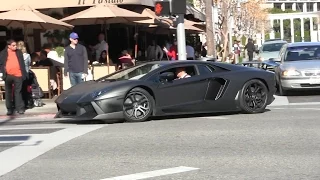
left=262, top=43, right=285, bottom=52
left=285, top=45, right=320, bottom=61
left=96, top=63, right=162, bottom=81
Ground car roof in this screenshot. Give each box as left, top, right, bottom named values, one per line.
left=287, top=42, right=320, bottom=47
left=144, top=60, right=210, bottom=66
left=142, top=60, right=243, bottom=71
left=262, top=40, right=287, bottom=45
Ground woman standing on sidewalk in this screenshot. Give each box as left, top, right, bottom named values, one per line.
left=17, top=41, right=32, bottom=108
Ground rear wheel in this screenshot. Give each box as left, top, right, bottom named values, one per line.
left=123, top=88, right=154, bottom=122
left=239, top=79, right=268, bottom=114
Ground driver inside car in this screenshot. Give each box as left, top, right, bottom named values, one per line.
left=175, top=67, right=191, bottom=79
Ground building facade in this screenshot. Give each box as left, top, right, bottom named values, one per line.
left=265, top=0, right=320, bottom=12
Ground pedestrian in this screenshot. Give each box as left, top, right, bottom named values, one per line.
left=90, top=33, right=108, bottom=62
left=146, top=40, right=163, bottom=61
left=64, top=32, right=88, bottom=87
left=0, top=39, right=28, bottom=115
left=244, top=38, right=255, bottom=61
left=163, top=39, right=178, bottom=60
left=186, top=41, right=195, bottom=60
left=17, top=41, right=31, bottom=108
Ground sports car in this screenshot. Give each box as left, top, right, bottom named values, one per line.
left=55, top=60, right=276, bottom=122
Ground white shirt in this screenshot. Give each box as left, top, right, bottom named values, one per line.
left=95, top=40, right=108, bottom=61
left=186, top=45, right=195, bottom=59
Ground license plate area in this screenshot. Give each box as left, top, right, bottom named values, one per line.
left=310, top=76, right=320, bottom=84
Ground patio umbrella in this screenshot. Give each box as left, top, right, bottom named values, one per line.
left=145, top=19, right=204, bottom=34
left=61, top=4, right=151, bottom=73
left=0, top=5, right=73, bottom=41
left=61, top=4, right=151, bottom=25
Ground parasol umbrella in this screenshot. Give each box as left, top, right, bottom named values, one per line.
left=0, top=4, right=73, bottom=41
left=144, top=19, right=204, bottom=34
left=61, top=4, right=151, bottom=73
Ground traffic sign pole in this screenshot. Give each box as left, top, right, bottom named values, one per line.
left=176, top=14, right=187, bottom=60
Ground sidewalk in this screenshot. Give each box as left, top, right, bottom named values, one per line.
left=0, top=99, right=57, bottom=120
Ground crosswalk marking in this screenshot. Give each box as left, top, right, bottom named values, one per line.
left=0, top=125, right=104, bottom=177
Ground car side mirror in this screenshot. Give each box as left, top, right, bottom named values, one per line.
left=159, top=72, right=175, bottom=82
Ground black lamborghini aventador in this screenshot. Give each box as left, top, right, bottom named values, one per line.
left=55, top=60, right=276, bottom=122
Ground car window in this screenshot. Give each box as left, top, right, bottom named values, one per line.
left=262, top=43, right=286, bottom=52
left=158, top=65, right=197, bottom=81
left=284, top=45, right=320, bottom=61
left=197, top=64, right=213, bottom=75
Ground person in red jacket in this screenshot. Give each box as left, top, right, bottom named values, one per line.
left=163, top=39, right=178, bottom=60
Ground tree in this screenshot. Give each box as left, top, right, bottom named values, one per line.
left=233, top=0, right=269, bottom=39
left=205, top=0, right=215, bottom=57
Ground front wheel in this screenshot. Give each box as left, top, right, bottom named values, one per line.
left=239, top=79, right=269, bottom=114
left=123, top=88, right=154, bottom=122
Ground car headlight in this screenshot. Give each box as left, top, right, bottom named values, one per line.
left=282, top=69, right=301, bottom=77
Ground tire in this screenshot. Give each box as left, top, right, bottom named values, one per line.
left=239, top=79, right=269, bottom=114
left=123, top=88, right=154, bottom=122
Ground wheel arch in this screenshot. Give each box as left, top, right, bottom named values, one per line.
left=254, top=78, right=269, bottom=91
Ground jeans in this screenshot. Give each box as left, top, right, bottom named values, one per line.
left=5, top=74, right=24, bottom=111
left=69, top=72, right=84, bottom=87
left=248, top=52, right=253, bottom=61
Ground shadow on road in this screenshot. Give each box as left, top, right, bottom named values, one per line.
left=56, top=109, right=271, bottom=125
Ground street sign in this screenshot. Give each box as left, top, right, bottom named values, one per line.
left=154, top=0, right=170, bottom=17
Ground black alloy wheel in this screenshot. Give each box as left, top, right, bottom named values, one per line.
left=123, top=88, right=154, bottom=122
left=239, top=79, right=268, bottom=114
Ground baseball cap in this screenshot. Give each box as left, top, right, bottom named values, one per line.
left=69, top=32, right=79, bottom=39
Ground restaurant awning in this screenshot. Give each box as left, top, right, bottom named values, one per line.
left=0, top=0, right=205, bottom=21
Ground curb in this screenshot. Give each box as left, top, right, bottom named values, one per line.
left=0, top=113, right=56, bottom=122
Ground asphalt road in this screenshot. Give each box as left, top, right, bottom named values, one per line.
left=1, top=104, right=320, bottom=180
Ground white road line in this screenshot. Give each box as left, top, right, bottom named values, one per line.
left=199, top=116, right=228, bottom=119
left=289, top=102, right=320, bottom=106
left=271, top=107, right=320, bottom=111
left=269, top=96, right=289, bottom=106
left=100, top=166, right=199, bottom=180
left=0, top=124, right=79, bottom=130
left=0, top=125, right=104, bottom=177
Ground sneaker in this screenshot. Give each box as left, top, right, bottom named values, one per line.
left=17, top=110, right=25, bottom=115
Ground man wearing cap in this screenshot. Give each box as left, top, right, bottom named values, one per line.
left=64, top=32, right=88, bottom=87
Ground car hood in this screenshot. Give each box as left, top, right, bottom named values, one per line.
left=55, top=80, right=131, bottom=104
left=260, top=51, right=279, bottom=60
left=280, top=60, right=320, bottom=70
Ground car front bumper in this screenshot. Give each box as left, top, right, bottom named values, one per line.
left=281, top=77, right=320, bottom=90
left=55, top=96, right=124, bottom=122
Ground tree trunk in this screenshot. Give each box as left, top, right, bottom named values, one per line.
left=221, top=1, right=229, bottom=61
left=205, top=0, right=215, bottom=57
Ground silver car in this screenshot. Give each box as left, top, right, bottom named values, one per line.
left=258, top=39, right=287, bottom=61
left=275, top=42, right=320, bottom=95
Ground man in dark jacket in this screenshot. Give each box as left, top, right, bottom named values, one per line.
left=245, top=38, right=255, bottom=61
left=0, top=39, right=27, bottom=115
left=64, top=32, right=88, bottom=87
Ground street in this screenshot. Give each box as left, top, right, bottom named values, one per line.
left=0, top=94, right=320, bottom=180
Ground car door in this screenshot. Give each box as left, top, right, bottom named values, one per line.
left=195, top=64, right=234, bottom=112
left=154, top=64, right=209, bottom=114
